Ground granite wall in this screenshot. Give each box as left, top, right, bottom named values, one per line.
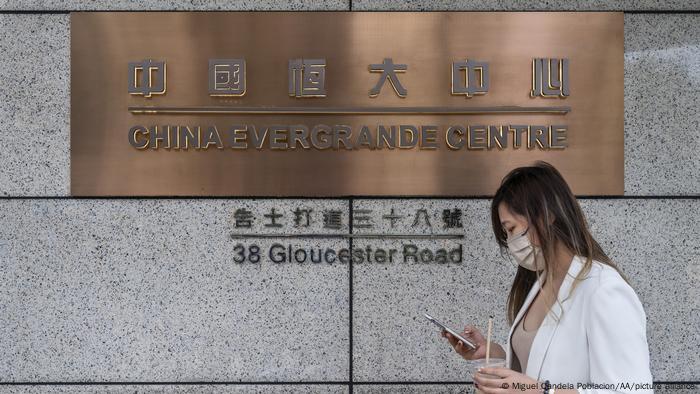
left=0, top=1, right=698, bottom=393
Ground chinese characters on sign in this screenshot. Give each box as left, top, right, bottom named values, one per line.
left=232, top=206, right=465, bottom=230
left=128, top=59, right=166, bottom=97
left=369, top=58, right=408, bottom=98
left=531, top=58, right=570, bottom=98
left=229, top=203, right=467, bottom=265
left=209, top=59, right=246, bottom=97
left=288, top=58, right=327, bottom=98
left=125, top=56, right=572, bottom=151
left=128, top=57, right=570, bottom=99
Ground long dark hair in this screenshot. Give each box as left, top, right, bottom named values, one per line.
left=490, top=160, right=629, bottom=325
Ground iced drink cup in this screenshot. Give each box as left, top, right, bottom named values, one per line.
left=469, top=358, right=507, bottom=394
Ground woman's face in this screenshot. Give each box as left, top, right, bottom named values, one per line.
left=498, top=202, right=540, bottom=247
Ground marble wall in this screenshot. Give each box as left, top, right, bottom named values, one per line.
left=0, top=1, right=697, bottom=393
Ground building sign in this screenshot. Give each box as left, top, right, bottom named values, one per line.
left=229, top=201, right=467, bottom=265
left=71, top=12, right=623, bottom=196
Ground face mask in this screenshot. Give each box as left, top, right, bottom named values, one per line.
left=506, top=226, right=545, bottom=271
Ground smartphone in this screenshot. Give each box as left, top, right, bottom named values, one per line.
left=424, top=313, right=477, bottom=350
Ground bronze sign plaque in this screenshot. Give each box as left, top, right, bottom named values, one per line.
left=71, top=12, right=623, bottom=196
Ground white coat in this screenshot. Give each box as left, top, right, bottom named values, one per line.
left=505, top=254, right=654, bottom=393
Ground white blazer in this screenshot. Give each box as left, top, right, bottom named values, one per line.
left=505, top=255, right=654, bottom=393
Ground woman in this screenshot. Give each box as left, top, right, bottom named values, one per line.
left=442, top=161, right=653, bottom=394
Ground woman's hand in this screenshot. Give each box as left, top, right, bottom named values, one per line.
left=440, top=324, right=490, bottom=360
left=473, top=367, right=541, bottom=394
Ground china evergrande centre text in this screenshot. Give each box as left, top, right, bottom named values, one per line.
left=128, top=124, right=569, bottom=150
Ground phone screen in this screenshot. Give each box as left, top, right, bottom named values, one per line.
left=424, top=313, right=477, bottom=350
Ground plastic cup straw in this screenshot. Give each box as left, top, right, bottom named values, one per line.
left=485, top=315, right=493, bottom=364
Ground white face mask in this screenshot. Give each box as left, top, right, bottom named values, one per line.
left=506, top=226, right=545, bottom=271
